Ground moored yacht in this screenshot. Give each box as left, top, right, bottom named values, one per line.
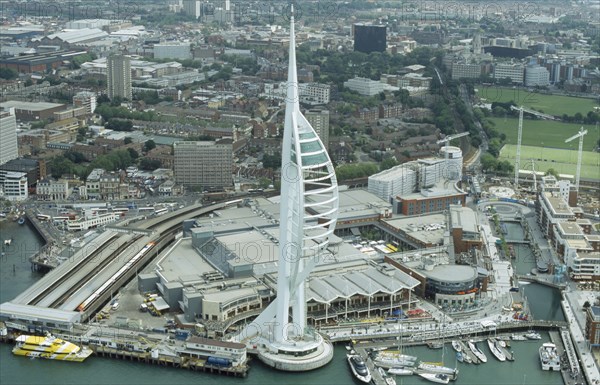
left=347, top=354, right=372, bottom=383
left=539, top=343, right=560, bottom=371
left=468, top=340, right=487, bottom=363
left=418, top=373, right=450, bottom=384
left=487, top=338, right=506, bottom=361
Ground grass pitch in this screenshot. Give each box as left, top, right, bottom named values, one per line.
left=499, top=144, right=600, bottom=180
left=487, top=117, right=599, bottom=151
left=477, top=87, right=600, bottom=117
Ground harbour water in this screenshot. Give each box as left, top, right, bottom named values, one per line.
left=0, top=221, right=565, bottom=385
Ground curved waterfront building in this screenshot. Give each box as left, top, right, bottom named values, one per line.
left=237, top=7, right=338, bottom=371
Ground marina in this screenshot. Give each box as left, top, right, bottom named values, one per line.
left=0, top=212, right=593, bottom=385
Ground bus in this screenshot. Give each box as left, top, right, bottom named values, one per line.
left=36, top=214, right=51, bottom=221
left=53, top=216, right=71, bottom=223
left=113, top=207, right=129, bottom=214
left=138, top=207, right=155, bottom=213
left=154, top=207, right=168, bottom=216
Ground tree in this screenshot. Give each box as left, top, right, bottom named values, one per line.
left=545, top=168, right=559, bottom=178
left=143, top=140, right=156, bottom=153
left=139, top=158, right=161, bottom=171
left=124, top=137, right=133, bottom=144
left=0, top=68, right=17, bottom=80
left=127, top=148, right=139, bottom=159
left=583, top=301, right=591, bottom=310
left=380, top=157, right=398, bottom=171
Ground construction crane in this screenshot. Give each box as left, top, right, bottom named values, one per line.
left=509, top=105, right=556, bottom=188
left=565, top=127, right=588, bottom=192
left=436, top=132, right=469, bottom=179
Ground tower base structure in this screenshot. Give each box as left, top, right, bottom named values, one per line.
left=252, top=333, right=333, bottom=371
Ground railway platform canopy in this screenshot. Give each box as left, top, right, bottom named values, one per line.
left=0, top=302, right=80, bottom=331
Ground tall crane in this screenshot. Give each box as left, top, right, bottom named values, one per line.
left=437, top=132, right=470, bottom=179
left=565, top=127, right=588, bottom=192
left=509, top=105, right=556, bottom=188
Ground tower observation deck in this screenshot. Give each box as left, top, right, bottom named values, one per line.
left=234, top=6, right=338, bottom=371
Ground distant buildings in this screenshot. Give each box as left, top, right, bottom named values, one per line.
left=182, top=0, right=202, bottom=19
left=494, top=63, right=525, bottom=84
left=525, top=64, right=550, bottom=87
left=153, top=42, right=192, bottom=60
left=174, top=140, right=233, bottom=189
left=73, top=91, right=97, bottom=115
left=107, top=54, right=132, bottom=100
left=344, top=77, right=386, bottom=96
left=585, top=306, right=600, bottom=346
left=353, top=24, right=386, bottom=54
left=0, top=171, right=28, bottom=201
left=451, top=62, right=481, bottom=80
left=298, top=83, right=330, bottom=105
left=36, top=178, right=70, bottom=201
left=304, top=109, right=329, bottom=150
left=0, top=108, right=18, bottom=166
left=0, top=101, right=65, bottom=121
left=369, top=155, right=466, bottom=215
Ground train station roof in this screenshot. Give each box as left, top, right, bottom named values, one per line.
left=0, top=302, right=81, bottom=325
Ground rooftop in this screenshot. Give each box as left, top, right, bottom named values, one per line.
left=0, top=101, right=65, bottom=111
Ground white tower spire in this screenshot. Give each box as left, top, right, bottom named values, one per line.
left=236, top=6, right=338, bottom=370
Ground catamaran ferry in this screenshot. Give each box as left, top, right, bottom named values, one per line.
left=13, top=334, right=93, bottom=362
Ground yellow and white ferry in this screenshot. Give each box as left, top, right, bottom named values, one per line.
left=12, top=334, right=93, bottom=362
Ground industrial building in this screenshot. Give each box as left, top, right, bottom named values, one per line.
left=0, top=101, right=66, bottom=121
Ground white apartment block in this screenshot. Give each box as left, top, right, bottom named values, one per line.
left=368, top=165, right=416, bottom=201
left=73, top=91, right=97, bottom=115
left=570, top=252, right=600, bottom=278
left=298, top=83, right=330, bottom=105
left=36, top=178, right=70, bottom=200
left=525, top=65, right=550, bottom=87
left=1, top=171, right=28, bottom=201
left=0, top=108, right=18, bottom=166
left=344, top=77, right=386, bottom=96
left=451, top=63, right=481, bottom=80
left=494, top=63, right=524, bottom=84
left=174, top=141, right=233, bottom=188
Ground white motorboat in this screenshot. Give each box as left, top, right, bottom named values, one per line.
left=418, top=373, right=450, bottom=384
left=525, top=331, right=542, bottom=340
left=451, top=340, right=462, bottom=352
left=487, top=338, right=506, bottom=362
left=511, top=334, right=527, bottom=341
left=347, top=354, right=372, bottom=384
left=468, top=340, right=487, bottom=363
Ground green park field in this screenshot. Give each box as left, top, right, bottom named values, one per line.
left=487, top=117, right=599, bottom=151
left=499, top=144, right=600, bottom=180
left=477, top=87, right=599, bottom=117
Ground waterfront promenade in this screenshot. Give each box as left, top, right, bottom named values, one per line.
left=563, top=290, right=600, bottom=385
